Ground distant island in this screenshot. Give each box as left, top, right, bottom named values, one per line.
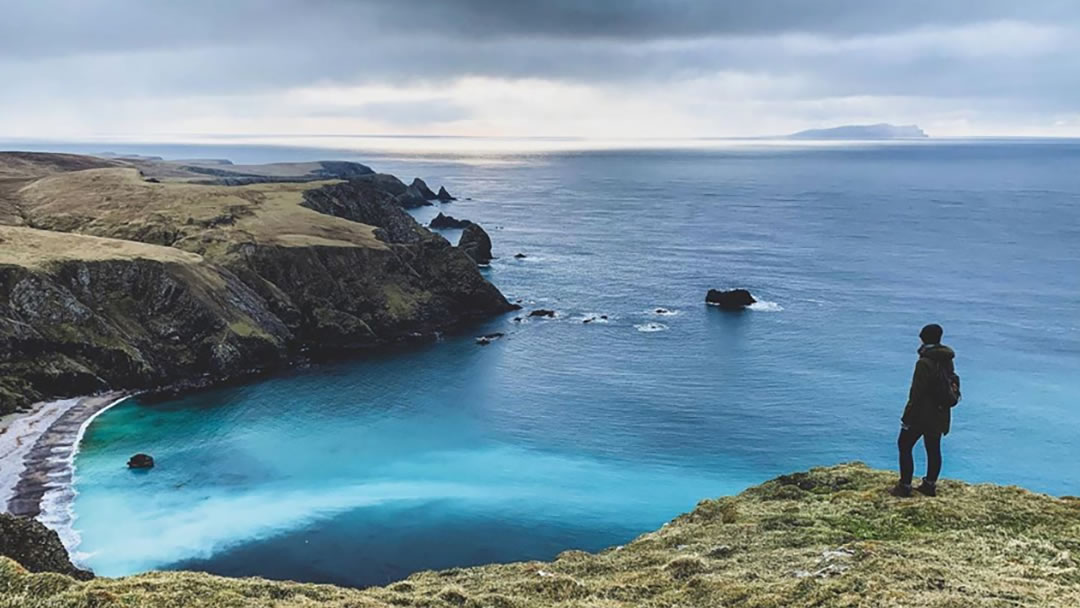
left=786, top=123, right=928, bottom=140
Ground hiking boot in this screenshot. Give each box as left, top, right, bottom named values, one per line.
left=890, top=483, right=912, bottom=498
left=916, top=481, right=938, bottom=497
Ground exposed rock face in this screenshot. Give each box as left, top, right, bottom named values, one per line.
left=410, top=178, right=438, bottom=200
left=0, top=513, right=93, bottom=580
left=706, top=288, right=756, bottom=310
left=436, top=186, right=456, bottom=201
left=0, top=254, right=289, bottom=412
left=459, top=223, right=493, bottom=265
left=429, top=213, right=471, bottom=229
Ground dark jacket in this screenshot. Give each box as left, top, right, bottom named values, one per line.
left=901, top=343, right=956, bottom=436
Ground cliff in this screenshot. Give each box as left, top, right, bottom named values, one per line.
left=0, top=153, right=512, bottom=414
left=2, top=463, right=1077, bottom=607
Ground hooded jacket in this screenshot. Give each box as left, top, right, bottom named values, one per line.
left=901, top=343, right=956, bottom=435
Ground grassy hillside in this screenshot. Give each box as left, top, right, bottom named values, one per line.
left=2, top=463, right=1077, bottom=607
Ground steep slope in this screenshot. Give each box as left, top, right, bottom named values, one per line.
left=0, top=153, right=512, bottom=413
left=1, top=464, right=1077, bottom=607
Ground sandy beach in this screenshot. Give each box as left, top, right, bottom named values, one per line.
left=0, top=393, right=127, bottom=518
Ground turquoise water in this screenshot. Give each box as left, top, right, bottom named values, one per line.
left=66, top=139, right=1080, bottom=586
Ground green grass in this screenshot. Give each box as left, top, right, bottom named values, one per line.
left=3, top=463, right=1079, bottom=607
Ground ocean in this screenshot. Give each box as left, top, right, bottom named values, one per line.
left=26, top=138, right=1079, bottom=587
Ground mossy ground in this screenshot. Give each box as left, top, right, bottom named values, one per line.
left=3, top=463, right=1078, bottom=607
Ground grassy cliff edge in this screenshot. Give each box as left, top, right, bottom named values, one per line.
left=2, top=463, right=1078, bottom=607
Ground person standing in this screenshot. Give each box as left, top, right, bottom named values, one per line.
left=892, top=323, right=960, bottom=497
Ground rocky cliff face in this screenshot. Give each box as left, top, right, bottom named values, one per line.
left=0, top=514, right=93, bottom=580
left=0, top=153, right=513, bottom=414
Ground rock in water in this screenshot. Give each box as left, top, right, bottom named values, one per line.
left=514, top=253, right=527, bottom=259
left=410, top=178, right=438, bottom=200
left=529, top=309, right=556, bottom=318
left=128, top=453, right=155, bottom=469
left=459, top=222, right=493, bottom=264
left=706, top=289, right=756, bottom=310
left=0, top=513, right=94, bottom=580
left=437, top=186, right=457, bottom=201
left=475, top=332, right=505, bottom=345
left=397, top=183, right=432, bottom=208
left=429, top=212, right=472, bottom=229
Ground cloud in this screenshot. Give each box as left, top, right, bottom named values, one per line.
left=1, top=1, right=1079, bottom=138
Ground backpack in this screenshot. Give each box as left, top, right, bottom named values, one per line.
left=934, top=360, right=961, bottom=408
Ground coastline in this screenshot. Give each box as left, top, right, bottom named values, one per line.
left=0, top=393, right=128, bottom=555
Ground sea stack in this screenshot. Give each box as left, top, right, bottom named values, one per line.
left=429, top=212, right=472, bottom=229
left=437, top=186, right=457, bottom=201
left=705, top=289, right=756, bottom=310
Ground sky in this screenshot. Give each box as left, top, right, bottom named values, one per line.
left=2, top=0, right=1080, bottom=141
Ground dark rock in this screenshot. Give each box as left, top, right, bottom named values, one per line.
left=459, top=222, right=493, bottom=265
left=397, top=184, right=432, bottom=208
left=705, top=289, right=756, bottom=310
left=529, top=309, right=556, bottom=318
left=475, top=332, right=505, bottom=345
left=437, top=186, right=457, bottom=201
left=0, top=513, right=94, bottom=580
left=514, top=253, right=527, bottom=259
left=583, top=318, right=593, bottom=324
left=145, top=177, right=161, bottom=183
left=128, top=453, right=155, bottom=469
left=655, top=308, right=669, bottom=314
left=429, top=213, right=472, bottom=229
left=410, top=178, right=438, bottom=200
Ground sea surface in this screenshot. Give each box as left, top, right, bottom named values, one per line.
left=20, top=138, right=1080, bottom=586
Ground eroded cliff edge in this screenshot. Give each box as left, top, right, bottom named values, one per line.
left=0, top=153, right=513, bottom=413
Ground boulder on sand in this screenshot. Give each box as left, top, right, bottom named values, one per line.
left=706, top=289, right=756, bottom=310
left=128, top=453, right=155, bottom=469
left=459, top=222, right=493, bottom=265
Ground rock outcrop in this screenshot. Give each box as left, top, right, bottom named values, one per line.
left=429, top=213, right=472, bottom=229
left=0, top=513, right=93, bottom=580
left=706, top=288, right=756, bottom=310
left=436, top=186, right=456, bottom=202
left=410, top=178, right=438, bottom=200
left=0, top=153, right=514, bottom=414
left=4, top=463, right=1079, bottom=607
left=459, top=223, right=494, bottom=265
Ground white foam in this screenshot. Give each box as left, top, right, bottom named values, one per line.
left=580, top=313, right=613, bottom=324
left=748, top=300, right=784, bottom=312
left=634, top=322, right=669, bottom=333
left=37, top=395, right=131, bottom=563
left=649, top=308, right=681, bottom=317
left=0, top=398, right=81, bottom=509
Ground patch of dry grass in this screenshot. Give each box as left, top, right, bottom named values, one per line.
left=3, top=463, right=1078, bottom=607
left=14, top=168, right=385, bottom=255
left=0, top=225, right=204, bottom=269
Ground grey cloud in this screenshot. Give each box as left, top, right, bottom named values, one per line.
left=1, top=0, right=1079, bottom=133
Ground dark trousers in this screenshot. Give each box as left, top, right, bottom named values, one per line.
left=898, top=426, right=942, bottom=486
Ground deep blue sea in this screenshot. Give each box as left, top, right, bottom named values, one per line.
left=18, top=138, right=1080, bottom=587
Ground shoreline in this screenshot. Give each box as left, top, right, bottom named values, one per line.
left=0, top=393, right=128, bottom=549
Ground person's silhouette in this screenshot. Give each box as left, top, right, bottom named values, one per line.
left=892, top=323, right=959, bottom=497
